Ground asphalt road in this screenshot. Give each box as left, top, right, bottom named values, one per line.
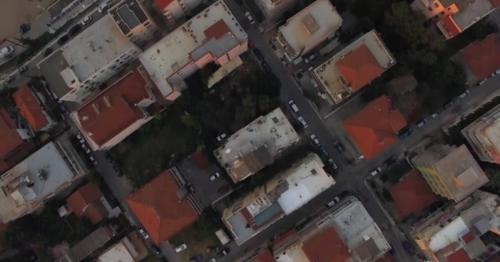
left=220, top=1, right=500, bottom=261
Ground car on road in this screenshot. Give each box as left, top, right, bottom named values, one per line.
left=288, top=99, right=299, bottom=113
left=334, top=142, right=344, bottom=152
left=69, top=24, right=82, bottom=36
left=244, top=11, right=255, bottom=24
left=20, top=24, right=31, bottom=34
left=57, top=35, right=70, bottom=45
left=43, top=47, right=54, bottom=57
left=138, top=228, right=150, bottom=240
left=98, top=1, right=109, bottom=13
left=81, top=15, right=92, bottom=26
left=151, top=245, right=162, bottom=256
left=326, top=196, right=340, bottom=208
left=370, top=167, right=382, bottom=176
left=430, top=112, right=439, bottom=118
left=416, top=119, right=427, bottom=128
left=216, top=133, right=227, bottom=142
left=310, top=134, right=320, bottom=146
left=261, top=61, right=271, bottom=73
left=219, top=247, right=230, bottom=256
left=297, top=116, right=308, bottom=128
left=398, top=126, right=413, bottom=139
left=18, top=65, right=28, bottom=74
left=0, top=46, right=15, bottom=59
left=253, top=49, right=264, bottom=61
left=175, top=243, right=187, bottom=253
left=328, top=158, right=338, bottom=171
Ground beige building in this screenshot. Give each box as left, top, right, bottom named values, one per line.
left=214, top=108, right=300, bottom=183
left=109, top=0, right=160, bottom=48
left=255, top=0, right=298, bottom=20
left=313, top=30, right=395, bottom=104
left=412, top=144, right=489, bottom=202
left=274, top=0, right=342, bottom=61
left=412, top=191, right=500, bottom=262
left=222, top=153, right=335, bottom=245
left=97, top=234, right=148, bottom=262
left=59, top=15, right=141, bottom=103
left=411, top=0, right=499, bottom=39
left=274, top=196, right=391, bottom=262
left=153, top=0, right=203, bottom=25
left=0, top=137, right=88, bottom=223
left=462, top=104, right=500, bottom=164
left=140, top=0, right=248, bottom=101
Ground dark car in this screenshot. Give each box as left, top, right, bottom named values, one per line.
left=43, top=47, right=54, bottom=57
left=398, top=126, right=413, bottom=139
left=402, top=241, right=416, bottom=255
left=57, top=35, right=70, bottom=45
left=190, top=255, right=203, bottom=262
left=20, top=23, right=31, bottom=34
left=253, top=49, right=264, bottom=61
left=334, top=142, right=345, bottom=152
left=261, top=61, right=271, bottom=73
left=151, top=245, right=162, bottom=256
left=69, top=24, right=82, bottom=36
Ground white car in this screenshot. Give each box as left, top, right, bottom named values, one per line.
left=288, top=99, right=299, bottom=113
left=297, top=116, right=308, bottom=128
left=138, top=228, right=150, bottom=240
left=81, top=15, right=92, bottom=25
left=175, top=243, right=188, bottom=253
left=370, top=167, right=382, bottom=176
left=98, top=1, right=109, bottom=13
left=245, top=11, right=255, bottom=25
left=326, top=196, right=340, bottom=208
left=0, top=46, right=15, bottom=59
left=310, top=134, right=320, bottom=145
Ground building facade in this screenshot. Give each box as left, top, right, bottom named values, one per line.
left=462, top=104, right=500, bottom=164
left=274, top=0, right=342, bottom=61
left=153, top=0, right=204, bottom=24
left=412, top=144, right=489, bottom=202
left=109, top=0, right=160, bottom=48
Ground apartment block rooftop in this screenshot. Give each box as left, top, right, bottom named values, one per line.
left=139, top=0, right=248, bottom=100
left=275, top=0, right=342, bottom=60
left=412, top=144, right=489, bottom=202
left=462, top=103, right=500, bottom=164
left=61, top=15, right=138, bottom=86
left=222, top=153, right=334, bottom=245
left=454, top=33, right=500, bottom=83
left=0, top=139, right=88, bottom=223
left=71, top=67, right=156, bottom=151
left=313, top=30, right=395, bottom=104
left=412, top=191, right=500, bottom=261
left=214, top=108, right=300, bottom=183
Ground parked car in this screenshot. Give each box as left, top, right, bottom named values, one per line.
left=190, top=255, right=203, bottom=262
left=18, top=65, right=28, bottom=74
left=297, top=116, right=308, bottom=128
left=326, top=196, right=340, bottom=208
left=175, top=243, right=188, bottom=253
left=98, top=1, right=109, bottom=13
left=219, top=247, right=230, bottom=256
left=81, top=15, right=92, bottom=26
left=138, top=228, right=150, bottom=240
left=253, top=49, right=264, bottom=61
left=370, top=167, right=382, bottom=176
left=398, top=126, right=413, bottom=139
left=244, top=11, right=255, bottom=24
left=288, top=99, right=299, bottom=113
left=328, top=158, right=338, bottom=171
left=57, top=35, right=69, bottom=45
left=261, top=61, right=271, bottom=73
left=151, top=245, right=162, bottom=256
left=310, top=134, right=320, bottom=146
left=43, top=47, right=54, bottom=57
left=334, top=142, right=344, bottom=152
left=416, top=119, right=427, bottom=128
left=69, top=24, right=82, bottom=36
left=20, top=24, right=31, bottom=34
left=216, top=133, right=227, bottom=142
left=0, top=46, right=15, bottom=59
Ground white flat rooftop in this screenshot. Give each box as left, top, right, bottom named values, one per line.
left=61, top=15, right=137, bottom=81
left=0, top=142, right=79, bottom=222
left=139, top=0, right=247, bottom=97
left=214, top=108, right=300, bottom=173
left=278, top=153, right=335, bottom=214
left=277, top=0, right=342, bottom=57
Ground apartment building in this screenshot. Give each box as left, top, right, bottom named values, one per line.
left=109, top=0, right=160, bottom=48
left=222, top=153, right=335, bottom=245
left=140, top=0, right=248, bottom=101
left=274, top=0, right=342, bottom=61
left=59, top=15, right=141, bottom=103
left=411, top=0, right=499, bottom=39
left=411, top=191, right=500, bottom=261
left=13, top=85, right=54, bottom=132
left=71, top=67, right=157, bottom=151
left=0, top=137, right=88, bottom=223
left=462, top=104, right=500, bottom=164
left=214, top=108, right=300, bottom=183
left=313, top=30, right=395, bottom=104
left=153, top=0, right=203, bottom=24
left=412, top=144, right=489, bottom=202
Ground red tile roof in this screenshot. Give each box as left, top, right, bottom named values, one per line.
left=204, top=20, right=231, bottom=40
left=0, top=108, right=23, bottom=160
left=446, top=249, right=471, bottom=262
left=461, top=33, right=500, bottom=81
left=489, top=0, right=500, bottom=8
left=154, top=0, right=175, bottom=10
left=13, top=86, right=49, bottom=131
left=66, top=183, right=107, bottom=224
left=336, top=45, right=385, bottom=92
left=343, top=96, right=406, bottom=160
left=302, top=227, right=350, bottom=262
left=251, top=248, right=276, bottom=262
left=390, top=170, right=439, bottom=218
left=127, top=170, right=199, bottom=244
left=75, top=70, right=152, bottom=147
left=438, top=15, right=461, bottom=39
left=462, top=231, right=475, bottom=243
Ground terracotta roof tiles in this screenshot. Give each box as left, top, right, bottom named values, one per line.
left=66, top=183, right=107, bottom=224
left=13, top=86, right=49, bottom=131
left=127, top=170, right=199, bottom=244
left=343, top=96, right=406, bottom=160
left=336, top=45, right=385, bottom=92
left=302, top=227, right=350, bottom=262
left=154, top=0, right=175, bottom=10
left=461, top=33, right=500, bottom=81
